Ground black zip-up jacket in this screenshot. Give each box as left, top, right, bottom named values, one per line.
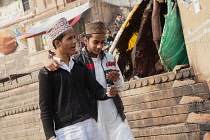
left=39, top=60, right=109, bottom=140
left=74, top=49, right=126, bottom=122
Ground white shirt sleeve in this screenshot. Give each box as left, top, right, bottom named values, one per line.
left=113, top=63, right=125, bottom=92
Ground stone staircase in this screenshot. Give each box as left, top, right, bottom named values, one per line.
left=0, top=69, right=41, bottom=140
left=0, top=67, right=210, bottom=139
left=120, top=67, right=210, bottom=140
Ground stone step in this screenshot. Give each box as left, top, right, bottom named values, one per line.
left=125, top=100, right=210, bottom=129
left=128, top=113, right=188, bottom=129
left=135, top=132, right=200, bottom=140
left=126, top=104, right=190, bottom=121
left=132, top=123, right=196, bottom=137
left=121, top=81, right=174, bottom=98
left=0, top=83, right=38, bottom=98
left=0, top=127, right=45, bottom=140
left=132, top=122, right=210, bottom=140
left=121, top=82, right=209, bottom=105
left=0, top=84, right=38, bottom=111
left=0, top=103, right=39, bottom=119
left=188, top=100, right=210, bottom=113
left=125, top=95, right=210, bottom=115
left=0, top=83, right=38, bottom=100
left=122, top=67, right=195, bottom=97
left=124, top=93, right=210, bottom=113
left=0, top=93, right=38, bottom=111
left=124, top=96, right=182, bottom=113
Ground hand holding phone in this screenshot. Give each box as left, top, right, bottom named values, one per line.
left=106, top=69, right=120, bottom=82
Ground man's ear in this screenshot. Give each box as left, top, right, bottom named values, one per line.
left=84, top=37, right=88, bottom=45
left=54, top=40, right=61, bottom=48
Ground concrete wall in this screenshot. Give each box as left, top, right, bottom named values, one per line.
left=177, top=0, right=210, bottom=86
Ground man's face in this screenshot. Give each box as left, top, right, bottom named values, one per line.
left=57, top=28, right=77, bottom=55
left=85, top=34, right=106, bottom=58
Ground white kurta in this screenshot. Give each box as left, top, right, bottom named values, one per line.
left=55, top=118, right=104, bottom=140
left=52, top=56, right=104, bottom=140
left=92, top=57, right=134, bottom=140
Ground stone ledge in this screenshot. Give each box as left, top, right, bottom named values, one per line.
left=0, top=67, right=196, bottom=93
left=126, top=104, right=189, bottom=121
left=128, top=113, right=188, bottom=129
left=187, top=112, right=210, bottom=123
left=122, top=83, right=209, bottom=106
left=188, top=100, right=210, bottom=113
left=136, top=132, right=210, bottom=140
left=0, top=83, right=38, bottom=99
left=124, top=97, right=182, bottom=113
left=0, top=103, right=39, bottom=118
left=132, top=123, right=200, bottom=137
left=180, top=96, right=205, bottom=104
left=125, top=67, right=195, bottom=91
left=203, top=132, right=210, bottom=140
left=120, top=81, right=174, bottom=97
left=134, top=131, right=200, bottom=140
left=133, top=122, right=210, bottom=139
left=0, top=78, right=38, bottom=93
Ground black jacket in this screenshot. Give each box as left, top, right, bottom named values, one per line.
left=74, top=49, right=126, bottom=122
left=39, top=60, right=109, bottom=140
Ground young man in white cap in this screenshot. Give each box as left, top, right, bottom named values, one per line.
left=38, top=17, right=118, bottom=140
left=44, top=21, right=134, bottom=140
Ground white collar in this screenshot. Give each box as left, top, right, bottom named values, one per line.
left=53, top=56, right=74, bottom=72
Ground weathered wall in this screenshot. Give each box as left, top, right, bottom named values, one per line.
left=0, top=50, right=29, bottom=77
left=83, top=0, right=117, bottom=27
left=0, top=49, right=50, bottom=79
left=177, top=0, right=210, bottom=86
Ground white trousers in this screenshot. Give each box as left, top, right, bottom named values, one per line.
left=97, top=99, right=134, bottom=140
left=55, top=118, right=104, bottom=140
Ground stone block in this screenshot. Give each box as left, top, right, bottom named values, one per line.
left=168, top=73, right=176, bottom=81
left=19, top=116, right=34, bottom=125
left=129, top=114, right=188, bottom=129
left=193, top=82, right=209, bottom=94
left=126, top=104, right=189, bottom=121
left=124, top=96, right=182, bottom=113
left=176, top=72, right=183, bottom=80
left=187, top=112, right=210, bottom=123
left=154, top=77, right=161, bottom=84
left=135, top=132, right=200, bottom=140
left=132, top=123, right=200, bottom=138
left=180, top=96, right=205, bottom=104
left=203, top=132, right=210, bottom=140
left=135, top=79, right=142, bottom=87
left=172, top=79, right=195, bottom=88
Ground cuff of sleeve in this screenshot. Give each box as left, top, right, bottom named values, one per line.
left=106, top=92, right=115, bottom=97
left=49, top=136, right=56, bottom=139
left=113, top=78, right=122, bottom=86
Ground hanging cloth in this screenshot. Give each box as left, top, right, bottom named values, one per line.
left=158, top=0, right=189, bottom=71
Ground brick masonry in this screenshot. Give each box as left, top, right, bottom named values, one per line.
left=0, top=67, right=210, bottom=140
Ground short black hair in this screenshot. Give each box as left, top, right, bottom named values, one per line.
left=52, top=32, right=66, bottom=49
left=85, top=34, right=92, bottom=40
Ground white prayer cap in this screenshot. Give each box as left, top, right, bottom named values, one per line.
left=46, top=17, right=72, bottom=40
